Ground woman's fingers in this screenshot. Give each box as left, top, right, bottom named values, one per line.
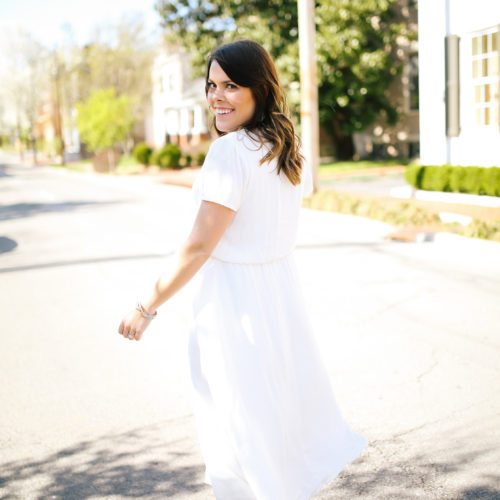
left=118, top=311, right=149, bottom=341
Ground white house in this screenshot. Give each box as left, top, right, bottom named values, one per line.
left=419, top=0, right=500, bottom=166
left=147, top=45, right=211, bottom=153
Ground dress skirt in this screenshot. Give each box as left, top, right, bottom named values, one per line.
left=188, top=252, right=367, bottom=500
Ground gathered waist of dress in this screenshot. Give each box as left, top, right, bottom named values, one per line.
left=208, top=250, right=295, bottom=266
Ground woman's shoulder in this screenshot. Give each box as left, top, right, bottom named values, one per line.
left=209, top=129, right=265, bottom=157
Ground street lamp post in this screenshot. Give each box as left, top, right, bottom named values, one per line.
left=298, top=0, right=319, bottom=192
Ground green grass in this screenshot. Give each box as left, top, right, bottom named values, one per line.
left=49, top=159, right=93, bottom=172
left=117, top=155, right=140, bottom=167
left=319, top=158, right=410, bottom=173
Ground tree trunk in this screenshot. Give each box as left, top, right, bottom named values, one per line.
left=332, top=118, right=355, bottom=161
left=31, top=135, right=37, bottom=165
left=107, top=148, right=115, bottom=172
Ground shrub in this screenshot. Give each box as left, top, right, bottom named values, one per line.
left=195, top=152, right=206, bottom=166
left=405, top=164, right=500, bottom=197
left=404, top=164, right=421, bottom=187
left=154, top=144, right=182, bottom=169
left=150, top=149, right=161, bottom=167
left=430, top=164, right=453, bottom=192
left=462, top=167, right=481, bottom=194
left=184, top=154, right=192, bottom=167
left=479, top=167, right=500, bottom=196
left=132, top=143, right=152, bottom=165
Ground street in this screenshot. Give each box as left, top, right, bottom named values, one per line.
left=1, top=159, right=499, bottom=500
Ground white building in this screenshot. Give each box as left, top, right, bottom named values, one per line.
left=147, top=46, right=211, bottom=153
left=419, top=0, right=500, bottom=166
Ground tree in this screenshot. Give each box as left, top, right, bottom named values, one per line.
left=75, top=16, right=154, bottom=128
left=155, top=0, right=415, bottom=159
left=0, top=29, right=50, bottom=162
left=76, top=87, right=134, bottom=168
left=315, top=0, right=412, bottom=158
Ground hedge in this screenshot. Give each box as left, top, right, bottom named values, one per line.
left=132, top=143, right=152, bottom=165
left=151, top=144, right=182, bottom=169
left=405, top=164, right=500, bottom=197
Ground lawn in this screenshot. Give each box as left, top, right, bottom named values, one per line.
left=319, top=158, right=409, bottom=174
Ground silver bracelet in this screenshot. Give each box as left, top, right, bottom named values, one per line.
left=136, top=302, right=157, bottom=320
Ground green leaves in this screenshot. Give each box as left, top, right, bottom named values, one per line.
left=155, top=0, right=415, bottom=158
left=76, top=88, right=134, bottom=152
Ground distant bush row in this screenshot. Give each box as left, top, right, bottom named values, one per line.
left=132, top=143, right=206, bottom=169
left=405, top=164, right=500, bottom=197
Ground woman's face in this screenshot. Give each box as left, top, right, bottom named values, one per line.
left=207, top=60, right=256, bottom=133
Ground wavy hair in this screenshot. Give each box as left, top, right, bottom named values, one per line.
left=205, top=40, right=304, bottom=186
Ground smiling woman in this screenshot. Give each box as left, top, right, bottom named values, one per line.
left=118, top=39, right=366, bottom=500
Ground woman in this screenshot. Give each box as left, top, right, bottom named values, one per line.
left=119, top=40, right=366, bottom=499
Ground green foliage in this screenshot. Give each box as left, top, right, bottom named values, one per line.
left=405, top=165, right=500, bottom=197
left=155, top=0, right=415, bottom=158
left=316, top=1, right=412, bottom=138
left=184, top=154, right=192, bottom=167
left=195, top=152, right=206, bottom=166
left=74, top=18, right=154, bottom=123
left=480, top=167, right=500, bottom=196
left=76, top=88, right=134, bottom=152
left=153, top=144, right=182, bottom=169
left=404, top=163, right=421, bottom=187
left=420, top=165, right=451, bottom=191
left=132, top=142, right=153, bottom=165
left=461, top=219, right=500, bottom=242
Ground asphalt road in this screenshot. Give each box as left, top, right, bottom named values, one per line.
left=1, top=158, right=500, bottom=500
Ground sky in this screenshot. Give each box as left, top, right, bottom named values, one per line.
left=0, top=0, right=161, bottom=49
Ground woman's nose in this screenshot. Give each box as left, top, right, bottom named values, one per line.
left=212, top=86, right=224, bottom=100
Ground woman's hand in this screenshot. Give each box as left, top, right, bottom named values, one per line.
left=117, top=200, right=235, bottom=343
left=118, top=307, right=154, bottom=341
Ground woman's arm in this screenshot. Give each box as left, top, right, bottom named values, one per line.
left=118, top=200, right=235, bottom=341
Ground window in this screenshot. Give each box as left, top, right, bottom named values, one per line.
left=472, top=29, right=499, bottom=126
left=408, top=53, right=419, bottom=111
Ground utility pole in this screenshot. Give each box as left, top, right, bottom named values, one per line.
left=298, top=0, right=319, bottom=192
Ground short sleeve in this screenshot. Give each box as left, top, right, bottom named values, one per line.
left=301, top=156, right=314, bottom=197
left=196, top=135, right=246, bottom=211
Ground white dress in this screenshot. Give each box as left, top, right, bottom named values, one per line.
left=189, top=129, right=366, bottom=500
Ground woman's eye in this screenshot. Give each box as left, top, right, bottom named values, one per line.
left=207, top=82, right=216, bottom=88
left=227, top=83, right=237, bottom=89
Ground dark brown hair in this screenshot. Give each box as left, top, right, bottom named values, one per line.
left=205, top=40, right=303, bottom=186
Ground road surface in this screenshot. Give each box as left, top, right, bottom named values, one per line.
left=1, top=158, right=499, bottom=499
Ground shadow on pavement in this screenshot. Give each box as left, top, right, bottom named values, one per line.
left=2, top=418, right=498, bottom=499
left=0, top=251, right=175, bottom=274
left=319, top=421, right=500, bottom=500
left=0, top=165, right=13, bottom=178
left=0, top=416, right=211, bottom=500
left=0, top=201, right=122, bottom=222
left=0, top=236, right=17, bottom=254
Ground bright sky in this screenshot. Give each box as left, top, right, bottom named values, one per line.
left=0, top=0, right=161, bottom=48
